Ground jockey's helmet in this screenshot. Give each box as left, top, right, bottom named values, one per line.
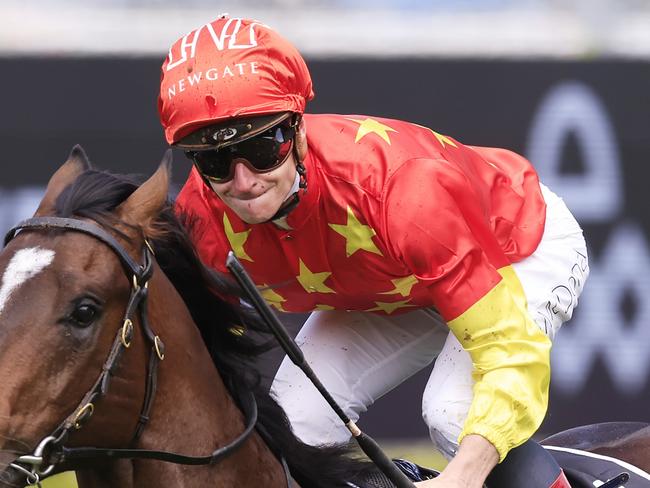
left=158, top=14, right=314, bottom=146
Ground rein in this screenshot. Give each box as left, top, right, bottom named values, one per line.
left=3, top=216, right=261, bottom=486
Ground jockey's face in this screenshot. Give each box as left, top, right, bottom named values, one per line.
left=196, top=116, right=307, bottom=224
left=208, top=150, right=298, bottom=224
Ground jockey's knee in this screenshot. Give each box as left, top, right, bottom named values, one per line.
left=422, top=398, right=463, bottom=459
left=281, top=404, right=351, bottom=446
left=271, top=367, right=352, bottom=446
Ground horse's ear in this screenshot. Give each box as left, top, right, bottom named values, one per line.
left=34, top=145, right=92, bottom=216
left=117, top=150, right=172, bottom=231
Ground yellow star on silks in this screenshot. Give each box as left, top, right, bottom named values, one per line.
left=379, top=275, right=419, bottom=297
left=296, top=259, right=335, bottom=294
left=346, top=117, right=397, bottom=145
left=329, top=207, right=383, bottom=258
left=430, top=129, right=457, bottom=148
left=366, top=299, right=415, bottom=315
left=314, top=304, right=335, bottom=311
left=413, top=123, right=457, bottom=148
left=260, top=285, right=287, bottom=312
left=223, top=213, right=253, bottom=262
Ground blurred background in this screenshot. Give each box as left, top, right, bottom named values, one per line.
left=2, top=0, right=650, bottom=485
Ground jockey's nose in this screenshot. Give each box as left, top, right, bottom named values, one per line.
left=230, top=159, right=259, bottom=192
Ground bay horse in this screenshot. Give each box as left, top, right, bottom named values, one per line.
left=0, top=147, right=375, bottom=488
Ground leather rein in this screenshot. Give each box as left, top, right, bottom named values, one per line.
left=3, top=216, right=260, bottom=486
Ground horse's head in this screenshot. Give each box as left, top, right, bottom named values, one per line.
left=0, top=146, right=171, bottom=485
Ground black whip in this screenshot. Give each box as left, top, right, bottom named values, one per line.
left=226, top=252, right=416, bottom=488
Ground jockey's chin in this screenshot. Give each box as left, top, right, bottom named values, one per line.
left=210, top=158, right=297, bottom=224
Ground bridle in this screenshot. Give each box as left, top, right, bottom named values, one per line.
left=3, top=216, right=264, bottom=487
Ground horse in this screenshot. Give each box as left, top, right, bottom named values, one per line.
left=0, top=146, right=377, bottom=488
left=1, top=146, right=649, bottom=488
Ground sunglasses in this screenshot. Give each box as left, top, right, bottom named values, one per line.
left=185, top=122, right=296, bottom=183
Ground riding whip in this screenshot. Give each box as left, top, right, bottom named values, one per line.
left=226, top=252, right=417, bottom=488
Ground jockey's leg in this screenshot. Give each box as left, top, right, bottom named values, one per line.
left=510, top=183, right=589, bottom=342
left=421, top=332, right=473, bottom=459
left=270, top=308, right=447, bottom=445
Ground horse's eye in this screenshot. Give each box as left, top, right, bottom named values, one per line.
left=69, top=303, right=99, bottom=328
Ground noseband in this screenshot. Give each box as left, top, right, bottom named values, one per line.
left=3, top=216, right=260, bottom=486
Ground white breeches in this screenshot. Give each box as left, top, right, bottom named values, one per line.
left=270, top=184, right=588, bottom=458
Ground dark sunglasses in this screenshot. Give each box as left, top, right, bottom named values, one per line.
left=185, top=122, right=296, bottom=183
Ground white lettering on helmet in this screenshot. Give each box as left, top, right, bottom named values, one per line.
left=166, top=26, right=204, bottom=72
left=206, top=68, right=219, bottom=81
left=205, top=18, right=259, bottom=51
left=187, top=72, right=202, bottom=86
left=166, top=18, right=260, bottom=72
left=166, top=63, right=260, bottom=100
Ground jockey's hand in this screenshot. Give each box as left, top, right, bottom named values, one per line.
left=414, top=476, right=468, bottom=487
left=414, top=471, right=480, bottom=488
left=415, top=434, right=498, bottom=488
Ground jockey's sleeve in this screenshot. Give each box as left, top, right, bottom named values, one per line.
left=447, top=268, right=551, bottom=462
left=382, top=157, right=551, bottom=462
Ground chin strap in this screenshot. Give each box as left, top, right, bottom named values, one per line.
left=268, top=142, right=307, bottom=222
left=296, top=159, right=307, bottom=191
left=269, top=192, right=301, bottom=222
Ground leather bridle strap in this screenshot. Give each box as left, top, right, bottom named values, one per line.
left=59, top=389, right=258, bottom=465
left=4, top=217, right=143, bottom=276
left=5, top=217, right=158, bottom=447
left=4, top=216, right=259, bottom=472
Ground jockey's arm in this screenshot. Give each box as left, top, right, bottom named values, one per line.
left=446, top=270, right=551, bottom=460
left=384, top=160, right=552, bottom=470
left=411, top=273, right=551, bottom=487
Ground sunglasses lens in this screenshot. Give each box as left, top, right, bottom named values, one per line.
left=190, top=150, right=232, bottom=180
left=186, top=122, right=296, bottom=181
left=237, top=127, right=293, bottom=171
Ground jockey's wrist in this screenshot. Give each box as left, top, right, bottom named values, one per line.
left=443, top=434, right=499, bottom=487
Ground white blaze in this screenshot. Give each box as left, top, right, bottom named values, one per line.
left=0, top=247, right=55, bottom=315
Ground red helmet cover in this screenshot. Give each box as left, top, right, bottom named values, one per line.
left=158, top=16, right=314, bottom=144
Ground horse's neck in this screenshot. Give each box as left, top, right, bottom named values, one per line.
left=79, top=274, right=287, bottom=488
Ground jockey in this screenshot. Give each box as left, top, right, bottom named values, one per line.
left=159, top=15, right=587, bottom=488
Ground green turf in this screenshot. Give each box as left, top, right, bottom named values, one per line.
left=382, top=439, right=448, bottom=471
left=29, top=472, right=77, bottom=488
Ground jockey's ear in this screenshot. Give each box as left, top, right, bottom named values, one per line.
left=35, top=145, right=92, bottom=216
left=117, top=150, right=172, bottom=237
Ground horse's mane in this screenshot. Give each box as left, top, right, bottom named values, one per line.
left=54, top=169, right=373, bottom=487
